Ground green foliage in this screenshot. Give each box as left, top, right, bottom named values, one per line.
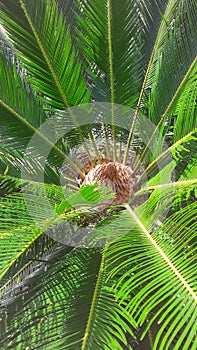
left=0, top=0, right=90, bottom=108
left=0, top=0, right=197, bottom=349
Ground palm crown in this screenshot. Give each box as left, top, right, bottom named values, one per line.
left=0, top=0, right=197, bottom=349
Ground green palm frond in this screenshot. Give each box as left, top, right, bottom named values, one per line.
left=145, top=0, right=197, bottom=124
left=0, top=49, right=45, bottom=141
left=77, top=0, right=166, bottom=106
left=0, top=48, right=89, bottom=177
left=0, top=175, right=113, bottom=279
left=0, top=48, right=68, bottom=172
left=0, top=245, right=137, bottom=349
left=105, top=203, right=197, bottom=350
left=173, top=61, right=197, bottom=141
left=0, top=0, right=90, bottom=109
left=134, top=178, right=197, bottom=229
left=132, top=56, right=197, bottom=170
left=139, top=129, right=197, bottom=182
left=125, top=0, right=197, bottom=168
left=0, top=176, right=61, bottom=279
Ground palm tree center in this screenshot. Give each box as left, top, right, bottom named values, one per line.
left=82, top=160, right=134, bottom=205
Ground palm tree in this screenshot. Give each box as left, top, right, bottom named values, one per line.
left=0, top=0, right=197, bottom=349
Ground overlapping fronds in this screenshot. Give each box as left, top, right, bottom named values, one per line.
left=0, top=47, right=71, bottom=176
left=145, top=0, right=197, bottom=124
left=139, top=129, right=197, bottom=182
left=0, top=49, right=45, bottom=144
left=0, top=176, right=62, bottom=279
left=0, top=0, right=196, bottom=349
left=77, top=0, right=166, bottom=106
left=173, top=62, right=197, bottom=141
left=0, top=0, right=90, bottom=109
left=0, top=175, right=114, bottom=279
left=105, top=203, right=197, bottom=350
left=0, top=242, right=137, bottom=350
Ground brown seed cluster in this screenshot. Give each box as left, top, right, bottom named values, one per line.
left=81, top=160, right=134, bottom=206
